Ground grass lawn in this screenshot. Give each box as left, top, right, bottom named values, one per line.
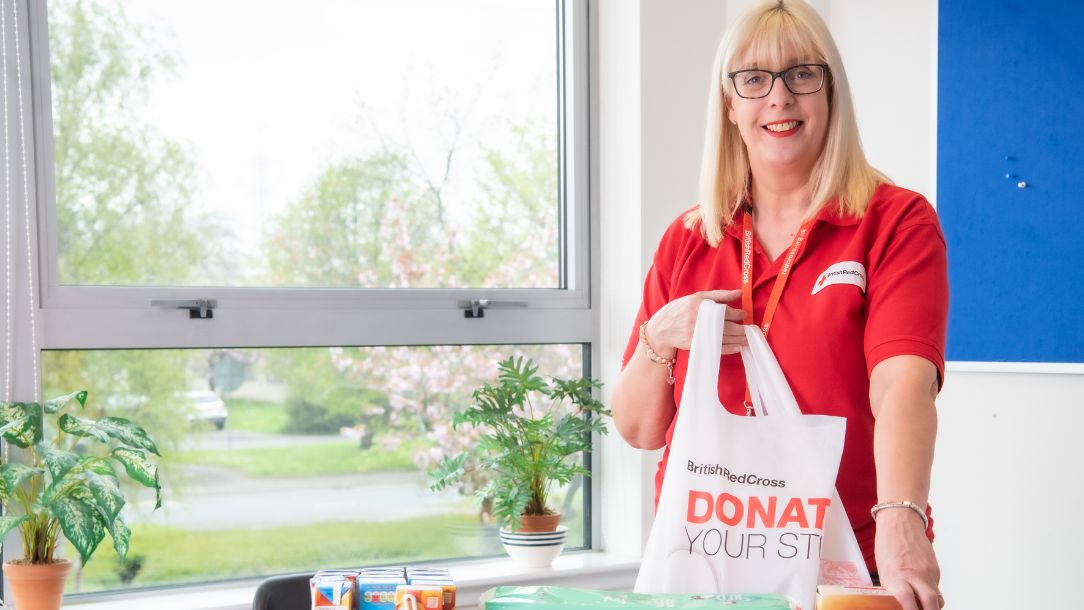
left=176, top=439, right=420, bottom=477
left=224, top=398, right=290, bottom=434
left=67, top=513, right=485, bottom=593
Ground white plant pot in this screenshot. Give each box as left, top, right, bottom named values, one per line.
left=498, top=525, right=568, bottom=568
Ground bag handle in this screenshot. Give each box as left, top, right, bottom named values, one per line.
left=686, top=300, right=803, bottom=418
left=740, top=324, right=803, bottom=417
left=685, top=300, right=727, bottom=393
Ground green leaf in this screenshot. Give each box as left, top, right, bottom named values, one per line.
left=86, top=460, right=118, bottom=478
left=497, top=356, right=546, bottom=393
left=40, top=468, right=82, bottom=509
left=58, top=413, right=109, bottom=443
left=61, top=415, right=160, bottom=455
left=86, top=471, right=126, bottom=523
left=0, top=463, right=42, bottom=499
left=39, top=445, right=81, bottom=482
left=43, top=390, right=88, bottom=414
left=50, top=494, right=106, bottom=565
left=0, top=402, right=43, bottom=448
left=427, top=453, right=468, bottom=492
left=109, top=517, right=131, bottom=560
left=487, top=478, right=532, bottom=531
left=0, top=515, right=30, bottom=540
left=112, top=447, right=162, bottom=509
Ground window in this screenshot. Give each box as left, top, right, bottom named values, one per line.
left=41, top=343, right=589, bottom=592
left=18, top=0, right=594, bottom=598
left=47, top=0, right=566, bottom=290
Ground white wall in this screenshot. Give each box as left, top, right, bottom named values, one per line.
left=596, top=0, right=728, bottom=560
left=935, top=372, right=1084, bottom=608
left=597, top=0, right=654, bottom=559
left=597, top=1, right=1084, bottom=608
left=830, top=0, right=937, bottom=198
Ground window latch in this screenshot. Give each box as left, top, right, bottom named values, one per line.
left=151, top=299, right=217, bottom=319
left=458, top=299, right=527, bottom=319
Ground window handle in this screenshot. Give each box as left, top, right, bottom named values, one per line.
left=457, top=299, right=527, bottom=319
left=151, top=299, right=217, bottom=319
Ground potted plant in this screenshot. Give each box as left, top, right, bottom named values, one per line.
left=0, top=390, right=163, bottom=610
left=428, top=356, right=610, bottom=563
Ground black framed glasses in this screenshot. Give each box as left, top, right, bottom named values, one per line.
left=726, top=63, right=829, bottom=99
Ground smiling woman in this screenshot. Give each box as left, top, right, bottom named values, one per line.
left=611, top=2, right=948, bottom=609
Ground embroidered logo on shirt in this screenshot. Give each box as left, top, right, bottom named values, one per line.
left=812, top=261, right=867, bottom=295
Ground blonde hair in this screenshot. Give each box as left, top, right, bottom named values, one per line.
left=687, top=0, right=889, bottom=246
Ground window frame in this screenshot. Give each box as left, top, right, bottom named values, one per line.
left=28, top=0, right=594, bottom=353
left=9, top=0, right=611, bottom=600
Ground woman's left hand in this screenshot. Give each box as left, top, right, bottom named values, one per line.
left=874, top=508, right=943, bottom=610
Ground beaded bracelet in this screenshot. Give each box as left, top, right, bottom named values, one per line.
left=639, top=321, right=676, bottom=385
left=870, top=500, right=929, bottom=530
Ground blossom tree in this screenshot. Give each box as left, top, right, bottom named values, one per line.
left=261, top=123, right=583, bottom=518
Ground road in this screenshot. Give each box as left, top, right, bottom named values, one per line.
left=123, top=430, right=470, bottom=530
left=183, top=428, right=352, bottom=451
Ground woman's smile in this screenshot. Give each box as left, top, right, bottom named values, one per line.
left=763, top=119, right=803, bottom=137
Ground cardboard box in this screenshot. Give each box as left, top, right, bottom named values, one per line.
left=358, top=576, right=407, bottom=610
left=311, top=576, right=355, bottom=609
left=396, top=584, right=444, bottom=610
left=411, top=579, right=456, bottom=610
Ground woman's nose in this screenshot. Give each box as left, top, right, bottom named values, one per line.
left=766, top=76, right=795, bottom=106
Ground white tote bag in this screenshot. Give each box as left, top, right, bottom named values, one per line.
left=634, top=300, right=871, bottom=610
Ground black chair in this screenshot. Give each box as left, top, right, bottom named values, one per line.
left=252, top=573, right=313, bottom=610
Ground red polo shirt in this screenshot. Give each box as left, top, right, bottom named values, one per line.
left=622, top=183, right=948, bottom=573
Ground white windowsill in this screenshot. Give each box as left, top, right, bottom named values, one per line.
left=60, top=551, right=642, bottom=610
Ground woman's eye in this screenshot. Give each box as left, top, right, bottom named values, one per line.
left=743, top=74, right=762, bottom=86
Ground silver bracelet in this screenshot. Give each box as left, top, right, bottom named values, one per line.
left=870, top=500, right=929, bottom=530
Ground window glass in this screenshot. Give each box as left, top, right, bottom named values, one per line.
left=48, top=0, right=560, bottom=289
left=42, top=343, right=587, bottom=594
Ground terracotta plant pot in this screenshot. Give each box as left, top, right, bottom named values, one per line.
left=515, top=512, right=561, bottom=533
left=3, top=559, right=72, bottom=610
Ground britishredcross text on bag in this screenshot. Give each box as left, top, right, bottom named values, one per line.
left=634, top=301, right=870, bottom=610
left=685, top=462, right=787, bottom=487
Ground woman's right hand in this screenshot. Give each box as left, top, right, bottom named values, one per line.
left=644, top=289, right=748, bottom=357
left=613, top=289, right=746, bottom=449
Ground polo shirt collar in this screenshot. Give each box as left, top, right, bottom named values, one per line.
left=722, top=199, right=859, bottom=241
left=813, top=201, right=860, bottom=226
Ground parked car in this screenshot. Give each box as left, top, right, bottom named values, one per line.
left=185, top=390, right=228, bottom=430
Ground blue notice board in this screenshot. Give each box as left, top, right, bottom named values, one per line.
left=938, top=0, right=1084, bottom=363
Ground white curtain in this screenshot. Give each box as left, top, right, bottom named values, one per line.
left=1, top=0, right=40, bottom=404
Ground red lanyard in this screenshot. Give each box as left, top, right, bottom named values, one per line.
left=740, top=210, right=814, bottom=415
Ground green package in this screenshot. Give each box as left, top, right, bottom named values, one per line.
left=481, top=586, right=795, bottom=610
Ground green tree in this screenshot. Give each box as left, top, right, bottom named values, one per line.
left=259, top=123, right=565, bottom=466
left=262, top=149, right=447, bottom=288
left=458, top=123, right=559, bottom=288
left=260, top=347, right=388, bottom=436
left=261, top=124, right=557, bottom=290
left=44, top=0, right=220, bottom=454
left=42, top=350, right=192, bottom=453
left=49, top=0, right=224, bottom=285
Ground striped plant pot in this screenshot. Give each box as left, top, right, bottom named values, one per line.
left=498, top=525, right=568, bottom=568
